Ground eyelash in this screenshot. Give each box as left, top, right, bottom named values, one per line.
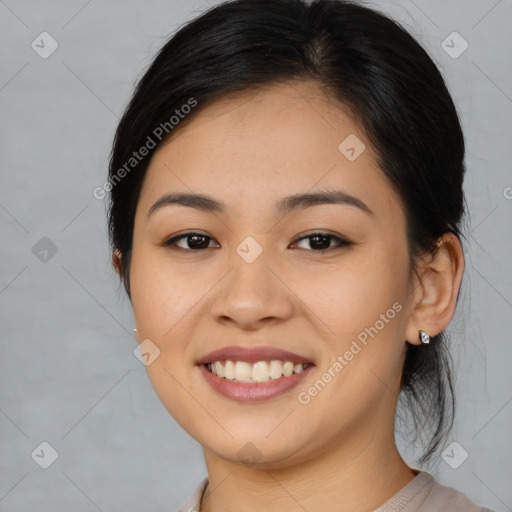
left=160, top=231, right=353, bottom=252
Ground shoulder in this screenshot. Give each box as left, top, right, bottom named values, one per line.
left=419, top=473, right=495, bottom=512
left=176, top=477, right=208, bottom=512
left=376, top=470, right=495, bottom=512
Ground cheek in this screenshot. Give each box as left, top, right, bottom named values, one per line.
left=129, top=248, right=204, bottom=431
left=293, top=247, right=409, bottom=398
left=129, top=250, right=191, bottom=392
left=293, top=249, right=408, bottom=341
left=130, top=246, right=204, bottom=336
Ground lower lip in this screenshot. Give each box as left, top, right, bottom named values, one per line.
left=198, top=364, right=314, bottom=402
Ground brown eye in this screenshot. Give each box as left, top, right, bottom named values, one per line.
left=291, top=232, right=353, bottom=252
left=162, top=232, right=219, bottom=250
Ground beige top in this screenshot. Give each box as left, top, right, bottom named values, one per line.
left=176, top=470, right=495, bottom=512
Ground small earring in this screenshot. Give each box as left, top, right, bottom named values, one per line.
left=133, top=328, right=137, bottom=333
left=419, top=330, right=430, bottom=344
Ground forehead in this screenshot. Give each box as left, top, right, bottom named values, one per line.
left=138, top=81, right=402, bottom=221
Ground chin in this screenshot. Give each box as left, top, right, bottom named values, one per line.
left=201, top=430, right=318, bottom=469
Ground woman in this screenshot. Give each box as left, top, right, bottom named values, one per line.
left=106, top=0, right=494, bottom=510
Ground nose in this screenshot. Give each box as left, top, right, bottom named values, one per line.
left=210, top=251, right=294, bottom=331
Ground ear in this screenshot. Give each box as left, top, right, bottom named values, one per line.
left=112, top=249, right=123, bottom=276
left=405, top=233, right=465, bottom=345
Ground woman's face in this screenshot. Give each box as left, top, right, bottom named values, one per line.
left=129, top=81, right=416, bottom=468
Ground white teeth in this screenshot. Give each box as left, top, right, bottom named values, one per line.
left=234, top=361, right=252, bottom=382
left=283, top=361, right=294, bottom=377
left=207, top=359, right=309, bottom=382
left=215, top=361, right=224, bottom=378
left=269, top=360, right=283, bottom=379
left=252, top=361, right=269, bottom=383
left=224, top=360, right=236, bottom=380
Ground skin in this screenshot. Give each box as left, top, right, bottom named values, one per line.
left=114, top=81, right=465, bottom=512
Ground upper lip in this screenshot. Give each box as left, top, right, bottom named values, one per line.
left=196, top=346, right=315, bottom=365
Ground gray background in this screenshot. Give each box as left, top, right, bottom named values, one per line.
left=1, top=0, right=511, bottom=510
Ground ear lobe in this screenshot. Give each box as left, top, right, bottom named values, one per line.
left=112, top=249, right=123, bottom=276
left=405, top=233, right=465, bottom=345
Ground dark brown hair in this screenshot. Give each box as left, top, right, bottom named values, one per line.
left=107, top=0, right=466, bottom=464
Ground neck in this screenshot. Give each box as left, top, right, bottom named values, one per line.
left=199, top=425, right=416, bottom=512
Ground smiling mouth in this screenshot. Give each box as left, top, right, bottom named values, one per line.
left=204, top=360, right=313, bottom=383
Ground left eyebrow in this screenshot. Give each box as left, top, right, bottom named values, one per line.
left=275, top=189, right=373, bottom=217
left=147, top=188, right=373, bottom=218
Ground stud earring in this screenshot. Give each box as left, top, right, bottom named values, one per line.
left=419, top=330, right=430, bottom=344
left=133, top=328, right=137, bottom=333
